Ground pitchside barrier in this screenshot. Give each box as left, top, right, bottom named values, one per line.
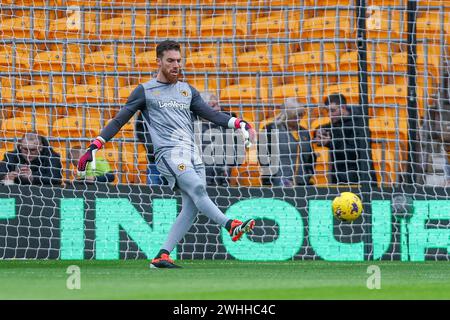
left=0, top=184, right=449, bottom=261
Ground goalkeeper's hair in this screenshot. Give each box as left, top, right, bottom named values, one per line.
left=156, top=40, right=181, bottom=59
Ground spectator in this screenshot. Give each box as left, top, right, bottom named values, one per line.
left=0, top=133, right=62, bottom=186
left=70, top=145, right=115, bottom=183
left=313, top=93, right=359, bottom=184
left=199, top=91, right=233, bottom=186
left=260, top=97, right=315, bottom=186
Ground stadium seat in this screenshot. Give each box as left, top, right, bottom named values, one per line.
left=251, top=10, right=301, bottom=38
left=11, top=0, right=63, bottom=4
left=367, top=0, right=405, bottom=5
left=66, top=0, right=115, bottom=5
left=15, top=84, right=63, bottom=104
left=0, top=45, right=32, bottom=72
left=272, top=83, right=320, bottom=105
left=0, top=77, right=30, bottom=114
left=52, top=116, right=101, bottom=139
left=391, top=76, right=436, bottom=119
left=149, top=14, right=198, bottom=38
left=102, top=143, right=147, bottom=184
left=311, top=144, right=331, bottom=186
left=48, top=11, right=99, bottom=39
left=369, top=116, right=408, bottom=143
left=237, top=47, right=284, bottom=73
left=366, top=8, right=406, bottom=40
left=184, top=48, right=234, bottom=71
left=0, top=11, right=46, bottom=39
left=84, top=48, right=132, bottom=72
left=416, top=12, right=447, bottom=44
left=183, top=75, right=230, bottom=92
left=229, top=147, right=261, bottom=187
left=200, top=13, right=247, bottom=37
left=325, top=83, right=360, bottom=105
left=118, top=85, right=137, bottom=104
left=100, top=14, right=147, bottom=39
left=371, top=141, right=401, bottom=185
left=0, top=115, right=49, bottom=138
left=220, top=83, right=269, bottom=104
left=64, top=84, right=114, bottom=105
left=287, top=51, right=336, bottom=73
left=297, top=16, right=355, bottom=52
left=373, top=84, right=409, bottom=124
left=135, top=49, right=158, bottom=72
left=33, top=49, right=82, bottom=72
left=340, top=50, right=389, bottom=73
left=391, top=45, right=441, bottom=78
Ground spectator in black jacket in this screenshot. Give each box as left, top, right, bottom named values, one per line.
left=198, top=91, right=234, bottom=186
left=260, top=98, right=315, bottom=186
left=0, top=133, right=62, bottom=186
left=313, top=93, right=360, bottom=184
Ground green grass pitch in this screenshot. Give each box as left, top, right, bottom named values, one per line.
left=0, top=260, right=449, bottom=299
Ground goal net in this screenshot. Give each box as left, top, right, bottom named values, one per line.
left=0, top=0, right=449, bottom=261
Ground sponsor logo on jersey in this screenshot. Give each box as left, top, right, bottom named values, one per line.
left=158, top=100, right=189, bottom=110
left=180, top=90, right=189, bottom=97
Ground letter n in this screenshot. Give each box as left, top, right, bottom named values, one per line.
left=95, top=198, right=177, bottom=260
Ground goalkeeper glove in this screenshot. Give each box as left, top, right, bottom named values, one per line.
left=230, top=118, right=256, bottom=149
left=77, top=137, right=105, bottom=178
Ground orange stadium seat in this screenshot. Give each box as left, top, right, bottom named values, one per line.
left=220, top=83, right=269, bottom=104
left=15, top=84, right=63, bottom=104
left=52, top=116, right=101, bottom=139
left=84, top=48, right=132, bottom=72
left=9, top=0, right=63, bottom=4
left=311, top=144, right=331, bottom=186
left=103, top=143, right=147, bottom=184
left=272, top=83, right=320, bottom=105
left=237, top=46, right=284, bottom=73
left=325, top=83, right=360, bottom=105
left=200, top=13, right=247, bottom=37
left=0, top=115, right=49, bottom=138
left=100, top=14, right=147, bottom=39
left=251, top=10, right=301, bottom=38
left=66, top=0, right=116, bottom=5
left=118, top=85, right=137, bottom=104
left=135, top=49, right=158, bottom=73
left=340, top=50, right=389, bottom=73
left=367, top=0, right=405, bottom=5
left=369, top=116, right=407, bottom=143
left=297, top=16, right=355, bottom=52
left=185, top=48, right=234, bottom=71
left=229, top=147, right=261, bottom=187
left=149, top=14, right=198, bottom=38
left=155, top=0, right=213, bottom=5
left=416, top=12, right=448, bottom=44
left=0, top=77, right=30, bottom=116
left=0, top=11, right=46, bottom=39
left=391, top=76, right=435, bottom=118
left=64, top=84, right=114, bottom=107
left=287, top=51, right=336, bottom=73
left=32, top=49, right=82, bottom=72
left=48, top=11, right=99, bottom=40
left=391, top=45, right=441, bottom=78
left=366, top=8, right=406, bottom=40
left=417, top=0, right=448, bottom=7
left=373, top=84, right=409, bottom=123
left=371, top=141, right=401, bottom=185
left=0, top=45, right=32, bottom=72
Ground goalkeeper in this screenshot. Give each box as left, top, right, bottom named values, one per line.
left=77, top=40, right=257, bottom=268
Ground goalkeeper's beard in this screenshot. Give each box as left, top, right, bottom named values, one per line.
left=161, top=67, right=179, bottom=84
